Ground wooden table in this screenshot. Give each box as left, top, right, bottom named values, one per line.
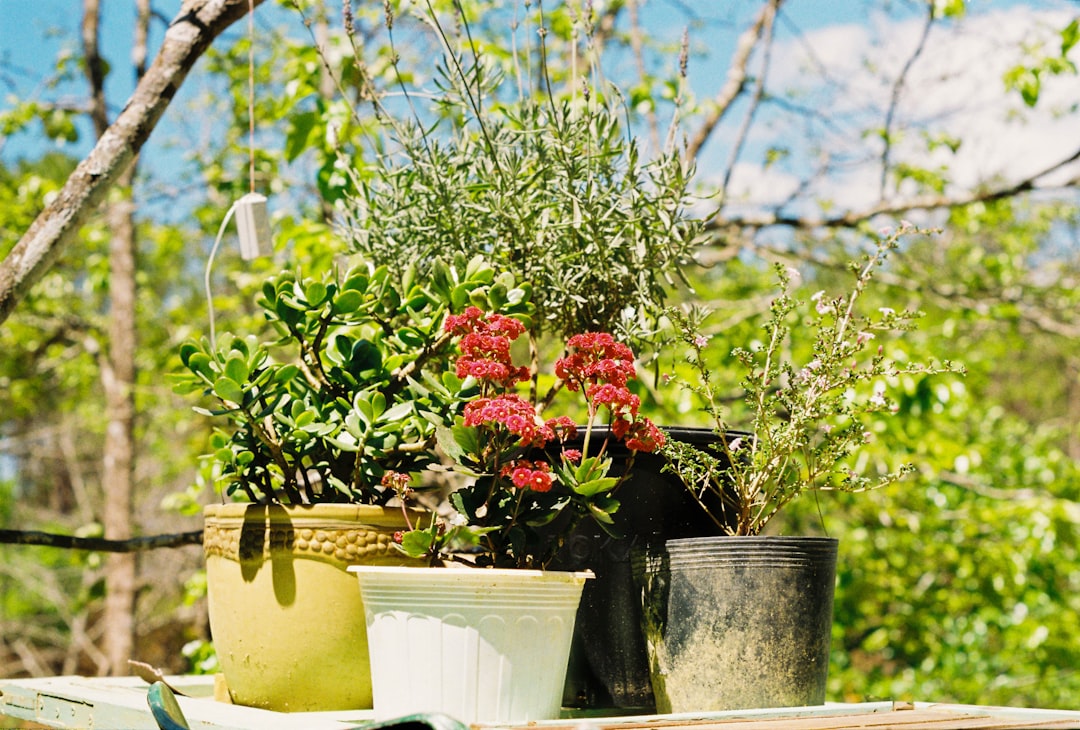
left=2, top=675, right=1078, bottom=730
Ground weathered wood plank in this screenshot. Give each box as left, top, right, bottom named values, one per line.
left=534, top=705, right=1080, bottom=730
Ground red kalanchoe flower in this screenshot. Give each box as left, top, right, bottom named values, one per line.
left=459, top=332, right=513, bottom=361
left=447, top=308, right=529, bottom=387
left=555, top=332, right=637, bottom=391
left=624, top=418, right=665, bottom=453
left=560, top=449, right=583, bottom=464
left=443, top=307, right=485, bottom=336
left=445, top=307, right=525, bottom=339
left=544, top=415, right=578, bottom=443
left=380, top=471, right=412, bottom=498
left=463, top=394, right=551, bottom=447
left=586, top=382, right=641, bottom=418
left=501, top=459, right=554, bottom=492
left=455, top=355, right=529, bottom=386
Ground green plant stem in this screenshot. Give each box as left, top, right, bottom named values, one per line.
left=284, top=317, right=329, bottom=392
left=304, top=310, right=336, bottom=392
left=389, top=329, right=454, bottom=391
left=238, top=401, right=298, bottom=501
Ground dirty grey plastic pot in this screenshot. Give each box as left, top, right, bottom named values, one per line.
left=632, top=536, right=838, bottom=713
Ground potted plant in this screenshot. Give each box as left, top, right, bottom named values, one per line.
left=178, top=0, right=700, bottom=714
left=172, top=255, right=532, bottom=712
left=328, top=3, right=706, bottom=712
left=635, top=224, right=964, bottom=713
left=350, top=308, right=666, bottom=724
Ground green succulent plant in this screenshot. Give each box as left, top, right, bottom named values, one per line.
left=173, top=254, right=533, bottom=505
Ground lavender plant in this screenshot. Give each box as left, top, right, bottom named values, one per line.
left=661, top=224, right=964, bottom=536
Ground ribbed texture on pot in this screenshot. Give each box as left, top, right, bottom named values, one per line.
left=633, top=535, right=838, bottom=574
left=354, top=567, right=591, bottom=609
left=352, top=566, right=589, bottom=723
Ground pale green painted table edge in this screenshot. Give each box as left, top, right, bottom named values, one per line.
left=2, top=675, right=1079, bottom=730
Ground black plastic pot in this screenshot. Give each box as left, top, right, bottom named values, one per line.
left=632, top=536, right=838, bottom=713
left=551, top=427, right=734, bottom=710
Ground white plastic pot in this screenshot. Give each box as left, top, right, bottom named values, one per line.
left=350, top=565, right=591, bottom=724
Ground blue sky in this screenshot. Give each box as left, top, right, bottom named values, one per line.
left=0, top=0, right=883, bottom=165
left=2, top=0, right=1077, bottom=228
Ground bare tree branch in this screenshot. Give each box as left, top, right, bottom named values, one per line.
left=719, top=0, right=777, bottom=201
left=684, top=0, right=782, bottom=163
left=0, top=0, right=266, bottom=326
left=880, top=5, right=936, bottom=200
left=715, top=143, right=1080, bottom=231
left=0, top=529, right=203, bottom=552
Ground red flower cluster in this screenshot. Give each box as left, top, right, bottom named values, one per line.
left=445, top=312, right=664, bottom=496
left=444, top=308, right=526, bottom=339
left=555, top=332, right=637, bottom=390
left=501, top=459, right=553, bottom=492
left=555, top=332, right=662, bottom=450
left=544, top=415, right=578, bottom=443
left=589, top=382, right=641, bottom=416
left=445, top=307, right=529, bottom=387
left=463, top=394, right=552, bottom=448
left=624, top=419, right=665, bottom=452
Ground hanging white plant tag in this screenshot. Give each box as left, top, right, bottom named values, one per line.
left=235, top=192, right=272, bottom=260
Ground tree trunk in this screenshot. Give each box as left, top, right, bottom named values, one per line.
left=82, top=0, right=141, bottom=677
left=0, top=0, right=265, bottom=327
left=100, top=168, right=138, bottom=676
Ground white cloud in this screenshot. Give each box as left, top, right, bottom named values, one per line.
left=702, top=4, right=1080, bottom=221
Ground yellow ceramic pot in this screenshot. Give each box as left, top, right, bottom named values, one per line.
left=202, top=503, right=422, bottom=712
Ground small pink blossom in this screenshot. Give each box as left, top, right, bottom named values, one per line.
left=811, top=290, right=834, bottom=315
left=796, top=359, right=822, bottom=382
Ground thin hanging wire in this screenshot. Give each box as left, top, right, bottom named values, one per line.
left=205, top=206, right=238, bottom=350
left=248, top=0, right=256, bottom=193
